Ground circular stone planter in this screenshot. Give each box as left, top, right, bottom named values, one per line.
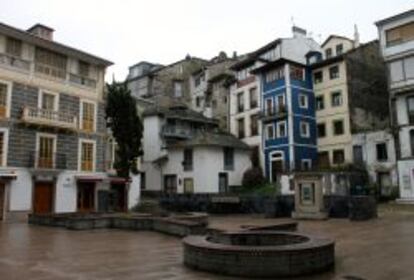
left=183, top=231, right=334, bottom=278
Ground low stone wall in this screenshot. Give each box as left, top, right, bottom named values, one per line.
left=183, top=231, right=335, bottom=278
left=28, top=212, right=209, bottom=237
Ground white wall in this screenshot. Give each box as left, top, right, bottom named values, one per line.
left=8, top=168, right=32, bottom=211
left=128, top=173, right=140, bottom=209
left=55, top=171, right=78, bottom=213
left=143, top=116, right=165, bottom=162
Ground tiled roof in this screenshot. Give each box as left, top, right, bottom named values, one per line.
left=169, top=131, right=250, bottom=150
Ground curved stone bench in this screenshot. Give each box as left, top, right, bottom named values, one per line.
left=183, top=231, right=334, bottom=278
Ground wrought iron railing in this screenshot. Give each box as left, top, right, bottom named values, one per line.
left=69, top=73, right=97, bottom=88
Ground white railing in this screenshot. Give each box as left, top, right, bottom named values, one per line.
left=0, top=53, right=31, bottom=72
left=22, top=106, right=77, bottom=130
left=34, top=62, right=66, bottom=80
left=69, top=73, right=97, bottom=88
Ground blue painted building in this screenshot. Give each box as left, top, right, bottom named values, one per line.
left=252, top=58, right=317, bottom=182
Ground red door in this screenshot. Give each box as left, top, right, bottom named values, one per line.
left=33, top=182, right=54, bottom=214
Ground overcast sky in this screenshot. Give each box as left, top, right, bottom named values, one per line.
left=0, top=0, right=412, bottom=80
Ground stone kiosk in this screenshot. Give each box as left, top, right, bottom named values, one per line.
left=292, top=173, right=328, bottom=220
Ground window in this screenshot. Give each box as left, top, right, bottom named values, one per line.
left=290, top=65, right=304, bottom=81
left=37, top=135, right=55, bottom=169
left=300, top=122, right=310, bottom=138
left=333, top=120, right=344, bottom=135
left=0, top=130, right=6, bottom=167
left=266, top=124, right=275, bottom=140
left=237, top=92, right=244, bottom=112
left=78, top=61, right=90, bottom=77
left=196, top=96, right=201, bottom=108
left=333, top=149, right=345, bottom=164
left=386, top=22, right=414, bottom=46
left=317, top=151, right=330, bottom=168
left=40, top=91, right=58, bottom=111
left=376, top=143, right=388, bottom=161
left=411, top=130, right=414, bottom=156
left=316, top=96, right=324, bottom=110
left=325, top=48, right=332, bottom=59
left=301, top=159, right=312, bottom=171
left=81, top=101, right=95, bottom=132
left=299, top=93, right=308, bottom=109
left=223, top=147, right=234, bottom=170
left=6, top=37, right=22, bottom=57
left=80, top=140, right=95, bottom=172
left=407, top=96, right=414, bottom=124
left=265, top=67, right=284, bottom=83
left=183, top=178, right=194, bottom=193
left=276, top=95, right=285, bottom=112
left=266, top=98, right=274, bottom=115
left=34, top=47, right=67, bottom=79
left=353, top=145, right=363, bottom=164
left=314, top=71, right=323, bottom=84
left=329, top=65, right=339, bottom=79
left=249, top=87, right=258, bottom=109
left=183, top=148, right=193, bottom=171
left=250, top=114, right=259, bottom=136
left=237, top=118, right=245, bottom=139
left=300, top=182, right=315, bottom=205
left=317, top=123, right=326, bottom=138
left=173, top=81, right=183, bottom=98
left=331, top=91, right=342, bottom=107
left=0, top=82, right=10, bottom=118
left=277, top=121, right=287, bottom=138
left=336, top=44, right=344, bottom=55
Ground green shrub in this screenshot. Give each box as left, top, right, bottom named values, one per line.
left=242, top=167, right=266, bottom=188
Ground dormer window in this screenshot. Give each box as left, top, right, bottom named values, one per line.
left=6, top=37, right=22, bottom=57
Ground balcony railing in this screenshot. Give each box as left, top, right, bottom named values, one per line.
left=28, top=152, right=67, bottom=170
left=260, top=105, right=288, bottom=121
left=161, top=125, right=193, bottom=139
left=34, top=62, right=66, bottom=80
left=69, top=73, right=97, bottom=89
left=22, top=106, right=77, bottom=130
left=0, top=53, right=30, bottom=72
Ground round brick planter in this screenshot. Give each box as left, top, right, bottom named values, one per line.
left=183, top=231, right=334, bottom=278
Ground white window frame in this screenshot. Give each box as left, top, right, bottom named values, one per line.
left=276, top=121, right=287, bottom=138
left=301, top=159, right=312, bottom=171
left=331, top=91, right=343, bottom=107
left=38, top=89, right=59, bottom=111
left=80, top=99, right=97, bottom=132
left=0, top=128, right=9, bottom=167
left=78, top=138, right=96, bottom=172
left=266, top=124, right=275, bottom=140
left=299, top=93, right=308, bottom=109
left=300, top=121, right=310, bottom=138
left=0, top=79, right=12, bottom=118
left=269, top=151, right=284, bottom=183
left=35, top=132, right=57, bottom=169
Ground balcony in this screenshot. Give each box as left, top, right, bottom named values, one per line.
left=28, top=152, right=67, bottom=170
left=22, top=107, right=77, bottom=130
left=260, top=105, right=288, bottom=122
left=161, top=125, right=192, bottom=139
left=0, top=53, right=30, bottom=72
left=69, top=73, right=97, bottom=89
left=34, top=63, right=66, bottom=80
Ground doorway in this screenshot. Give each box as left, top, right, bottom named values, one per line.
left=219, top=173, right=228, bottom=193
left=270, top=151, right=284, bottom=183
left=33, top=182, right=54, bottom=214
left=110, top=183, right=126, bottom=212
left=77, top=182, right=96, bottom=212
left=164, top=175, right=177, bottom=194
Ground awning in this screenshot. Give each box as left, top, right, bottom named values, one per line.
left=109, top=177, right=131, bottom=185
left=75, top=175, right=105, bottom=183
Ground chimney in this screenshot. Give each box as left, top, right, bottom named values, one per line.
left=27, top=24, right=54, bottom=40
left=292, top=26, right=307, bottom=38
left=354, top=24, right=360, bottom=48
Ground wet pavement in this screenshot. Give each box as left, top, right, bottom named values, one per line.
left=1, top=210, right=414, bottom=280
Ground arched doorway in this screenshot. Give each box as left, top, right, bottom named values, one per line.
left=269, top=151, right=284, bottom=183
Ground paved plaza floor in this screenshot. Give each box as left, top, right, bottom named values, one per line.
left=1, top=207, right=414, bottom=280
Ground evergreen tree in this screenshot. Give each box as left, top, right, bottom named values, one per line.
left=106, top=81, right=143, bottom=178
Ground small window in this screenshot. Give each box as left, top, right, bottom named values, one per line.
left=333, top=149, right=345, bottom=165
left=329, top=65, right=339, bottom=79
left=314, top=71, right=323, bottom=84
left=317, top=123, right=326, bottom=138
left=301, top=159, right=312, bottom=171
left=174, top=81, right=183, bottom=98
left=300, top=122, right=310, bottom=138
left=78, top=61, right=90, bottom=77
left=237, top=92, right=244, bottom=113
left=195, top=96, right=201, bottom=108
left=237, top=118, right=245, bottom=139
left=410, top=130, right=414, bottom=156
left=249, top=87, right=258, bottom=109
left=0, top=82, right=9, bottom=118
left=331, top=91, right=342, bottom=107
left=299, top=93, right=308, bottom=109
left=266, top=124, right=275, bottom=140
left=250, top=114, right=259, bottom=136
left=266, top=98, right=274, bottom=116
left=325, top=48, right=332, bottom=59
left=290, top=65, right=305, bottom=81
left=223, top=147, right=234, bottom=170
left=183, top=148, right=193, bottom=171
left=81, top=141, right=95, bottom=171
left=81, top=101, right=95, bottom=132
left=6, top=37, right=22, bottom=57
left=277, top=121, right=287, bottom=138
left=316, top=96, right=324, bottom=110
left=336, top=44, right=344, bottom=55
left=353, top=145, right=364, bottom=164
left=376, top=143, right=388, bottom=161
left=407, top=96, right=414, bottom=124
left=333, top=120, right=344, bottom=135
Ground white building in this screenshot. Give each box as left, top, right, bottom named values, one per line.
left=376, top=9, right=414, bottom=200
left=229, top=26, right=321, bottom=171
left=141, top=105, right=251, bottom=193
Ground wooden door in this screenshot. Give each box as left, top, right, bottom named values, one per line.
left=218, top=173, right=228, bottom=193
left=183, top=178, right=194, bottom=194
left=164, top=175, right=177, bottom=194
left=271, top=160, right=283, bottom=183
left=33, top=182, right=54, bottom=214
left=0, top=183, right=5, bottom=220
left=110, top=184, right=126, bottom=212
left=77, top=183, right=95, bottom=212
